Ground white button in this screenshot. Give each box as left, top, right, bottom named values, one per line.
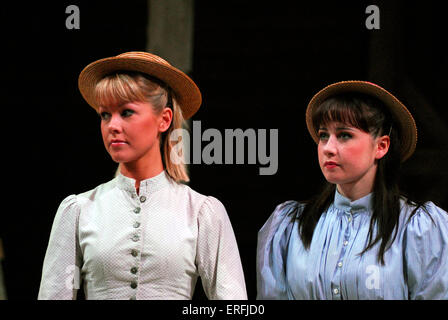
left=337, top=261, right=343, bottom=268
left=333, top=288, right=339, bottom=295
left=348, top=216, right=352, bottom=222
left=343, top=240, right=349, bottom=246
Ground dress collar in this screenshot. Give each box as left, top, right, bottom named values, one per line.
left=116, top=170, right=171, bottom=194
left=333, top=189, right=373, bottom=214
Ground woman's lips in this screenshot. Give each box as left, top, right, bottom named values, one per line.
left=110, top=140, right=128, bottom=147
left=324, top=161, right=339, bottom=169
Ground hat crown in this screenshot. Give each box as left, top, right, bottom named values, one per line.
left=116, top=51, right=172, bottom=67
left=79, top=51, right=202, bottom=119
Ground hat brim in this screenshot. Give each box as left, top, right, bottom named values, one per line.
left=305, top=81, right=417, bottom=162
left=78, top=53, right=202, bottom=119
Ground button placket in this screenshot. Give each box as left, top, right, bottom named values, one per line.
left=131, top=198, right=143, bottom=243
left=133, top=206, right=142, bottom=229
left=131, top=249, right=139, bottom=257
left=129, top=195, right=144, bottom=299
left=339, top=211, right=352, bottom=265
left=329, top=210, right=353, bottom=299
left=330, top=283, right=341, bottom=300
left=129, top=245, right=141, bottom=299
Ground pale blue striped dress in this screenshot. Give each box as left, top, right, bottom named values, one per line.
left=257, top=190, right=448, bottom=299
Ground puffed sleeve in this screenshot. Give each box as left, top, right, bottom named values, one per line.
left=256, top=201, right=299, bottom=299
left=38, top=195, right=83, bottom=300
left=196, top=196, right=247, bottom=300
left=404, top=202, right=448, bottom=299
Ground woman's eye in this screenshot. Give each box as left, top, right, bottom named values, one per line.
left=100, top=112, right=110, bottom=121
left=122, top=109, right=135, bottom=117
left=318, top=132, right=329, bottom=140
left=338, top=132, right=352, bottom=140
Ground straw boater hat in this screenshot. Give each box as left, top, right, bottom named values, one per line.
left=305, top=81, right=417, bottom=162
left=78, top=51, right=202, bottom=119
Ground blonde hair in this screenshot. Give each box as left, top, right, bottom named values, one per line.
left=94, top=71, right=189, bottom=183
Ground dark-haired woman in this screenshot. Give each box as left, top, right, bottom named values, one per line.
left=257, top=81, right=448, bottom=299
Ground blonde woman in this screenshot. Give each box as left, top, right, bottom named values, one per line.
left=38, top=52, right=247, bottom=300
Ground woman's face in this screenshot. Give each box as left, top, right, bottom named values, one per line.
left=317, top=121, right=389, bottom=197
left=99, top=101, right=172, bottom=165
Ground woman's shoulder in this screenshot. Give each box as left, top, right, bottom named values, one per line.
left=171, top=182, right=209, bottom=204
left=258, top=200, right=304, bottom=240
left=268, top=200, right=304, bottom=223
left=401, top=199, right=448, bottom=236
left=171, top=182, right=230, bottom=218
left=76, top=177, right=119, bottom=201
left=50, top=194, right=82, bottom=227
left=273, top=200, right=305, bottom=217
left=55, top=177, right=119, bottom=214
left=56, top=194, right=79, bottom=211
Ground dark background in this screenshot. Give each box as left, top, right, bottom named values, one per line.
left=2, top=0, right=447, bottom=300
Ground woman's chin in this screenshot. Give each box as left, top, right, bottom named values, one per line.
left=110, top=154, right=133, bottom=164
left=324, top=174, right=340, bottom=184
left=323, top=174, right=343, bottom=185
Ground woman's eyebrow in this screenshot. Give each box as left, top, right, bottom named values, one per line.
left=336, top=126, right=355, bottom=131
left=98, top=105, right=111, bottom=111
left=318, top=126, right=356, bottom=131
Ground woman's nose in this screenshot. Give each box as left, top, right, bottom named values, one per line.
left=323, top=135, right=337, bottom=156
left=107, top=114, right=122, bottom=133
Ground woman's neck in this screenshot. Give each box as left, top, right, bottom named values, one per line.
left=337, top=166, right=376, bottom=201
left=120, top=154, right=164, bottom=194
left=337, top=184, right=372, bottom=202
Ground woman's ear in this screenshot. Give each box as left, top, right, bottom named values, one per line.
left=375, top=135, right=390, bottom=160
left=159, top=107, right=173, bottom=133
